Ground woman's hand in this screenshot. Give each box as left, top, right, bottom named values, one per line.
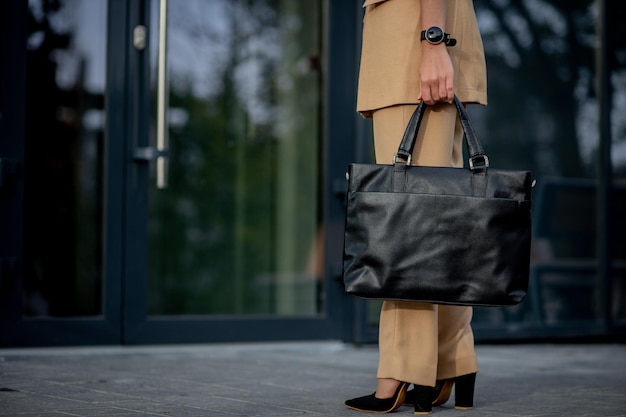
left=418, top=43, right=454, bottom=105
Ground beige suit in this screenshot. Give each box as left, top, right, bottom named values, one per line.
left=356, top=0, right=487, bottom=387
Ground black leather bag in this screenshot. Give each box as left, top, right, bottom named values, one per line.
left=342, top=97, right=532, bottom=306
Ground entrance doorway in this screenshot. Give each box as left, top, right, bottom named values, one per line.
left=1, top=0, right=350, bottom=346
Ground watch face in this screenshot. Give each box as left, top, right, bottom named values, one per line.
left=426, top=26, right=444, bottom=44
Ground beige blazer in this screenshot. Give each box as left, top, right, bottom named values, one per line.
left=357, top=0, right=487, bottom=117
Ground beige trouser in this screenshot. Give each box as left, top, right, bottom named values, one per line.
left=372, top=103, right=479, bottom=387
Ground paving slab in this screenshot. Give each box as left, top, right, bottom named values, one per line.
left=1, top=342, right=625, bottom=416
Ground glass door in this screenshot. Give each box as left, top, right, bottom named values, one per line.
left=1, top=0, right=357, bottom=347
left=123, top=0, right=337, bottom=343
left=0, top=0, right=123, bottom=346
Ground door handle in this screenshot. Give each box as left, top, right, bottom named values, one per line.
left=155, top=0, right=169, bottom=189
left=133, top=147, right=169, bottom=161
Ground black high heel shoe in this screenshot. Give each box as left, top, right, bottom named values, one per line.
left=345, top=381, right=409, bottom=413
left=452, top=373, right=476, bottom=410
left=403, top=372, right=476, bottom=410
left=412, top=384, right=434, bottom=415
left=403, top=380, right=449, bottom=408
left=432, top=379, right=453, bottom=406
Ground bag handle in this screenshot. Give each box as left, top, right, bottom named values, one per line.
left=394, top=96, right=489, bottom=170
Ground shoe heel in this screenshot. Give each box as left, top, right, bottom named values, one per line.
left=454, top=373, right=476, bottom=410
left=413, top=385, right=433, bottom=415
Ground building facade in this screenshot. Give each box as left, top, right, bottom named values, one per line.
left=1, top=0, right=624, bottom=346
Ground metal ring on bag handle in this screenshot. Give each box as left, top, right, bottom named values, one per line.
left=469, top=154, right=489, bottom=170
left=392, top=152, right=412, bottom=165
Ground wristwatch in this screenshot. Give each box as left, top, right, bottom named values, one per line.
left=420, top=26, right=457, bottom=46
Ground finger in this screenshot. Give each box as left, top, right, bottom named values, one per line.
left=420, top=85, right=434, bottom=105
left=445, top=76, right=454, bottom=103
left=431, top=90, right=440, bottom=103
left=439, top=77, right=450, bottom=103
left=428, top=83, right=440, bottom=104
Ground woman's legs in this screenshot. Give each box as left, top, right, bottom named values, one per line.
left=377, top=304, right=478, bottom=388
left=437, top=305, right=478, bottom=380
left=371, top=103, right=477, bottom=393
left=377, top=301, right=438, bottom=388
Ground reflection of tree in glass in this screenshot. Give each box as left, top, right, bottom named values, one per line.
left=149, top=0, right=322, bottom=315
left=474, top=0, right=626, bottom=177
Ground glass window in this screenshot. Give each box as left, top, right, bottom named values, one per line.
left=147, top=0, right=324, bottom=316
left=471, top=0, right=626, bottom=329
left=22, top=0, right=107, bottom=317
left=363, top=1, right=626, bottom=336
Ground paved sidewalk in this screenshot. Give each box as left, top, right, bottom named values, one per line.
left=1, top=341, right=625, bottom=416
